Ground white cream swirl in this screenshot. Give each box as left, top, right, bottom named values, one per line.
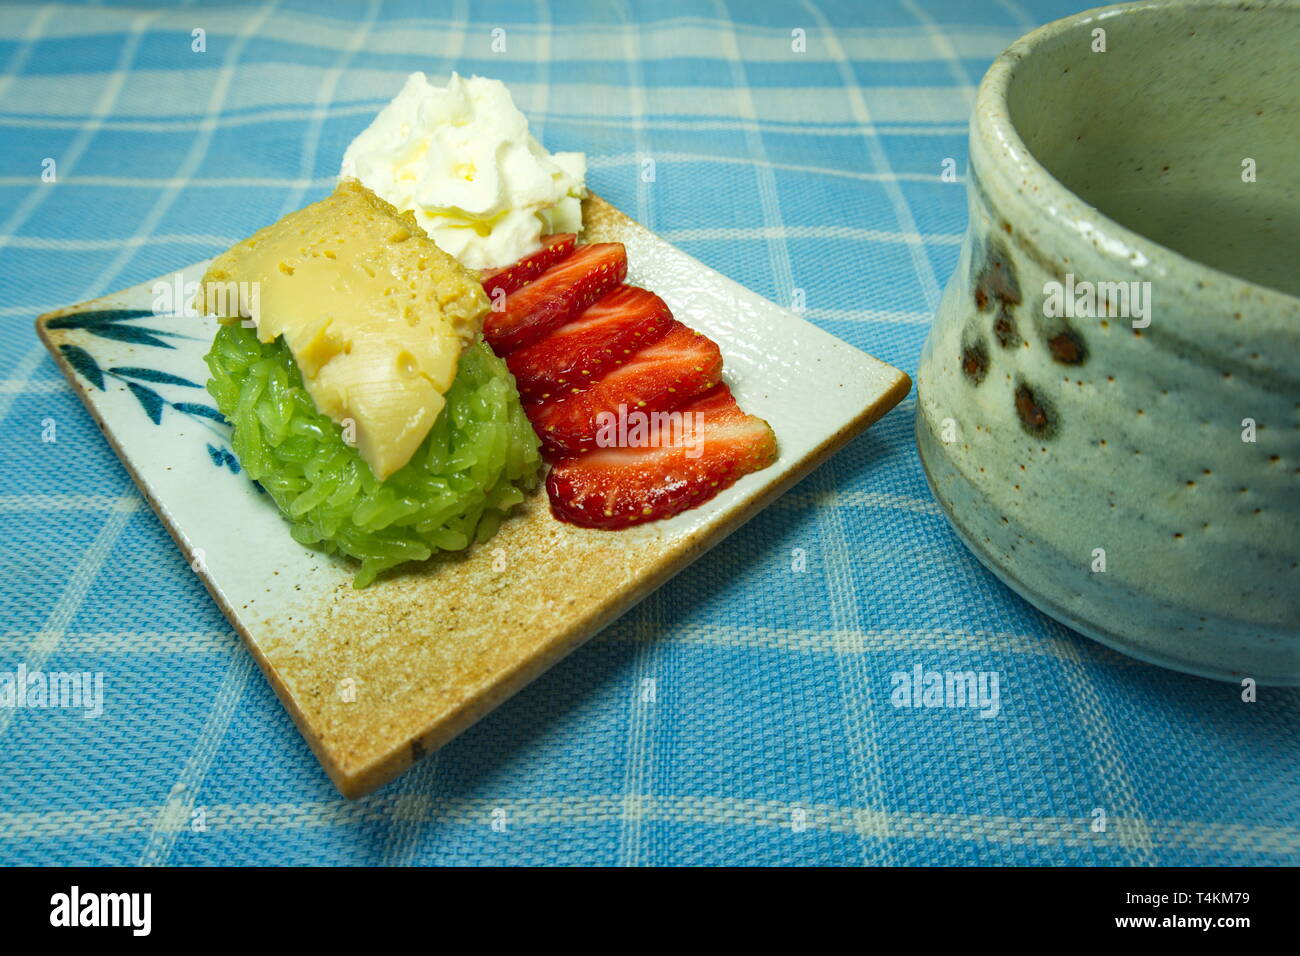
left=341, top=72, right=586, bottom=270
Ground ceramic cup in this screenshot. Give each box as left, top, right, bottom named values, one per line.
left=916, top=0, right=1299, bottom=683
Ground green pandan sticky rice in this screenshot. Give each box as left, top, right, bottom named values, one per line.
left=204, top=322, right=542, bottom=587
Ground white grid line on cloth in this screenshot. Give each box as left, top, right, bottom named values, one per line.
left=0, top=75, right=975, bottom=118
left=0, top=111, right=971, bottom=137
left=3, top=224, right=963, bottom=249
left=619, top=1, right=655, bottom=231
left=0, top=11, right=160, bottom=427
left=904, top=0, right=978, bottom=107
left=373, top=0, right=470, bottom=868
left=0, top=304, right=57, bottom=317
left=816, top=450, right=899, bottom=862
left=605, top=623, right=1140, bottom=669
left=275, top=0, right=381, bottom=217
left=659, top=224, right=961, bottom=244
left=618, top=604, right=661, bottom=867
left=0, top=630, right=235, bottom=653
left=381, top=755, right=443, bottom=866
left=530, top=0, right=552, bottom=141
left=711, top=5, right=794, bottom=305
left=0, top=9, right=1021, bottom=50
left=568, top=118, right=970, bottom=136
left=806, top=306, right=932, bottom=325
left=0, top=623, right=1139, bottom=669
left=995, top=0, right=1037, bottom=33
left=0, top=4, right=54, bottom=104
left=0, top=153, right=957, bottom=196
left=1, top=233, right=241, bottom=249
left=0, top=378, right=67, bottom=393
left=0, top=489, right=137, bottom=741
left=774, top=489, right=942, bottom=515
left=1042, top=616, right=1158, bottom=864
left=612, top=0, right=660, bottom=868
left=713, top=0, right=892, bottom=867
left=0, top=312, right=55, bottom=323
left=0, top=488, right=946, bottom=515
left=0, top=493, right=141, bottom=512
left=0, top=348, right=48, bottom=424
left=585, top=151, right=959, bottom=185
left=137, top=652, right=255, bottom=867
left=0, top=174, right=335, bottom=188
left=2, top=796, right=1295, bottom=855
left=801, top=0, right=943, bottom=315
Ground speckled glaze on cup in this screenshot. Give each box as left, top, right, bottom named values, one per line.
left=916, top=0, right=1300, bottom=683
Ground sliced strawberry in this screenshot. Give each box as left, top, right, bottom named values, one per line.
left=483, top=242, right=627, bottom=355
left=480, top=233, right=576, bottom=300
left=528, top=320, right=723, bottom=458
left=506, top=285, right=674, bottom=403
left=546, top=384, right=777, bottom=529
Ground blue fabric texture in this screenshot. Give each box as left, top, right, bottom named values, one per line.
left=0, top=0, right=1295, bottom=866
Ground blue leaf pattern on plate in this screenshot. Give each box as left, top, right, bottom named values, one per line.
left=173, top=402, right=227, bottom=423
left=46, top=308, right=157, bottom=330
left=58, top=344, right=105, bottom=390
left=206, top=443, right=241, bottom=474
left=125, top=381, right=165, bottom=424
left=57, top=309, right=234, bottom=470
left=84, top=324, right=177, bottom=349
left=110, top=366, right=202, bottom=388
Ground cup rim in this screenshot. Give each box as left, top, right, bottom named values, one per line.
left=973, top=0, right=1300, bottom=309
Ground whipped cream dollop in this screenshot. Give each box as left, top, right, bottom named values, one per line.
left=341, top=72, right=586, bottom=270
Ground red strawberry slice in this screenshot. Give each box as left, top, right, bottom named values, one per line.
left=480, top=233, right=576, bottom=300
left=546, top=384, right=777, bottom=529
left=506, top=285, right=674, bottom=403
left=483, top=242, right=627, bottom=355
left=528, top=320, right=723, bottom=458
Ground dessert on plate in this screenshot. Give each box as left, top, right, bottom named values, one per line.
left=195, top=72, right=776, bottom=584
left=198, top=180, right=541, bottom=587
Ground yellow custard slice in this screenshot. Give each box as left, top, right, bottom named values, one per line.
left=195, top=179, right=489, bottom=480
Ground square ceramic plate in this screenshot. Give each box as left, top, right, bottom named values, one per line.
left=37, top=193, right=910, bottom=797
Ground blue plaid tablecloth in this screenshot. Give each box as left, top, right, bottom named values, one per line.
left=0, top=0, right=1295, bottom=867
